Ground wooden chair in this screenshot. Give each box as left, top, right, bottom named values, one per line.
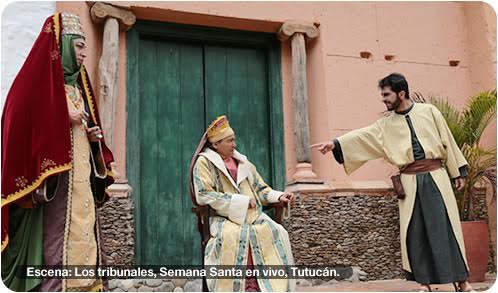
left=191, top=202, right=285, bottom=291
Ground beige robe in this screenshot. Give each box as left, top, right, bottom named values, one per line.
left=65, top=84, right=106, bottom=290
left=336, top=103, right=468, bottom=272
left=193, top=148, right=295, bottom=291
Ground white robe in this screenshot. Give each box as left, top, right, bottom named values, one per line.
left=336, top=103, right=469, bottom=272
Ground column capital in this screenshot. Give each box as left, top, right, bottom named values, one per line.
left=90, top=2, right=136, bottom=31
left=277, top=21, right=320, bottom=42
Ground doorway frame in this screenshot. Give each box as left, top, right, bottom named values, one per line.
left=126, top=20, right=285, bottom=264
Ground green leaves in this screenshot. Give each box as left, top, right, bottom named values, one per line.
left=462, top=90, right=497, bottom=146
left=429, top=97, right=466, bottom=148
left=422, top=90, right=497, bottom=221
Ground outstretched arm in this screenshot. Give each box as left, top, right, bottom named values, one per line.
left=311, top=120, right=386, bottom=174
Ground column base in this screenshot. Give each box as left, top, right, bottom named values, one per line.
left=290, top=162, right=323, bottom=184
left=105, top=181, right=132, bottom=198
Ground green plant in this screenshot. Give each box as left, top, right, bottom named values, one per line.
left=415, top=90, right=497, bottom=221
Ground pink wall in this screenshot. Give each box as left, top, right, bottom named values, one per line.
left=463, top=2, right=497, bottom=152
left=57, top=1, right=496, bottom=186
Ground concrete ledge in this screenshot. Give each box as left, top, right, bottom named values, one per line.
left=106, top=182, right=132, bottom=198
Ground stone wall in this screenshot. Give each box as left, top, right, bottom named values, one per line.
left=282, top=188, right=495, bottom=280
left=98, top=196, right=135, bottom=265
left=97, top=187, right=494, bottom=283
left=108, top=278, right=201, bottom=292
left=282, top=193, right=403, bottom=280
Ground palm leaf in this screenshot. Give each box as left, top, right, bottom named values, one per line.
left=429, top=90, right=497, bottom=220
left=429, top=96, right=466, bottom=148
left=411, top=92, right=427, bottom=103
left=462, top=90, right=497, bottom=145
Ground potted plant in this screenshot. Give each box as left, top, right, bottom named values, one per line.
left=414, top=90, right=496, bottom=282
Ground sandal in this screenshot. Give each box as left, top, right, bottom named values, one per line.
left=454, top=282, right=476, bottom=292
left=418, top=285, right=432, bottom=292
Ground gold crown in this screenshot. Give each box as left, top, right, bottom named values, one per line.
left=61, top=12, right=85, bottom=38
left=207, top=116, right=234, bottom=143
left=207, top=116, right=229, bottom=137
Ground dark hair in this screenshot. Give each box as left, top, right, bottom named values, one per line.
left=378, top=73, right=410, bottom=99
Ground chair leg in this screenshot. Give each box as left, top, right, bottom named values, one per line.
left=202, top=218, right=209, bottom=292
left=202, top=277, right=209, bottom=292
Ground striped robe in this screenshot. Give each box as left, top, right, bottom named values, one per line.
left=193, top=148, right=295, bottom=292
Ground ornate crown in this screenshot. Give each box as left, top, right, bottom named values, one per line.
left=61, top=12, right=85, bottom=38
left=207, top=116, right=234, bottom=143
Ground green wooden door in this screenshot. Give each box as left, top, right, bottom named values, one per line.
left=127, top=22, right=284, bottom=266
left=204, top=45, right=272, bottom=181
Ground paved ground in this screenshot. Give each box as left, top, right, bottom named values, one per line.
left=297, top=273, right=496, bottom=292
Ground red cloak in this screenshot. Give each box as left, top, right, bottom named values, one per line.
left=1, top=13, right=114, bottom=252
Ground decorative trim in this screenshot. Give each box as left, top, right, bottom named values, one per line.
left=41, top=158, right=57, bottom=171
left=90, top=2, right=136, bottom=31
left=62, top=128, right=75, bottom=292
left=43, top=22, right=53, bottom=34
left=80, top=67, right=98, bottom=125
left=1, top=163, right=71, bottom=207
left=200, top=148, right=239, bottom=191
left=15, top=176, right=28, bottom=188
left=60, top=12, right=86, bottom=39
left=50, top=49, right=59, bottom=61
left=54, top=13, right=61, bottom=46
left=277, top=21, right=320, bottom=42
left=66, top=280, right=103, bottom=292
left=95, top=209, right=103, bottom=271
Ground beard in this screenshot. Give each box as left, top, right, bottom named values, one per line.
left=385, top=94, right=402, bottom=111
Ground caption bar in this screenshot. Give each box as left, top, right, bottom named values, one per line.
left=20, top=266, right=353, bottom=280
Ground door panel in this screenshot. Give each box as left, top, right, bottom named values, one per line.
left=131, top=32, right=278, bottom=265
left=204, top=45, right=271, bottom=181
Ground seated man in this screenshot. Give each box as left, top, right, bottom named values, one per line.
left=189, top=116, right=295, bottom=292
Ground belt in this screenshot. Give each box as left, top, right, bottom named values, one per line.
left=400, top=159, right=443, bottom=175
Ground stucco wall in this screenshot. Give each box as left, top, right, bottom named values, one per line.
left=55, top=1, right=496, bottom=186
left=1, top=0, right=495, bottom=280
